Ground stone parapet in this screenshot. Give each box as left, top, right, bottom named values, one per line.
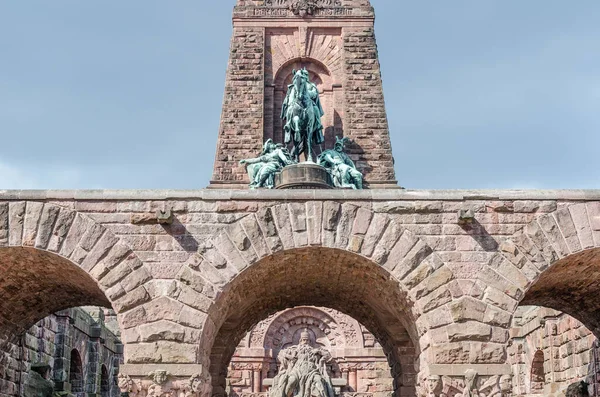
left=2, top=188, right=600, bottom=201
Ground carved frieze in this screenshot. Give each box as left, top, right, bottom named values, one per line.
left=118, top=372, right=207, bottom=397
left=250, top=0, right=351, bottom=18
left=417, top=371, right=512, bottom=397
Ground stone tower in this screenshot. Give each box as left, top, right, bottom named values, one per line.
left=209, top=0, right=397, bottom=189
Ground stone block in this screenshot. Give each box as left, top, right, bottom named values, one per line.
left=360, top=213, right=389, bottom=257
left=569, top=204, right=595, bottom=250
left=447, top=321, right=491, bottom=342
left=113, top=286, right=150, bottom=313
left=138, top=321, right=186, bottom=343
left=8, top=201, right=26, bottom=246
left=449, top=296, right=487, bottom=323
left=554, top=208, right=582, bottom=253
left=22, top=201, right=43, bottom=246
left=240, top=215, right=270, bottom=258
left=334, top=203, right=359, bottom=249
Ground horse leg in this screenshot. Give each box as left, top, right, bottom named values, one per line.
left=306, top=116, right=314, bottom=163
left=293, top=117, right=304, bottom=160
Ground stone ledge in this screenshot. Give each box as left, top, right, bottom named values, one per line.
left=428, top=364, right=512, bottom=376
left=1, top=189, right=600, bottom=201
left=120, top=364, right=204, bottom=377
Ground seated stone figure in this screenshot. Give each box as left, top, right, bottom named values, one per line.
left=270, top=330, right=335, bottom=397
left=23, top=362, right=54, bottom=397
left=565, top=380, right=589, bottom=397
left=317, top=137, right=363, bottom=189
left=240, top=139, right=295, bottom=189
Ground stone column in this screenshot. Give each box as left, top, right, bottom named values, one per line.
left=348, top=368, right=358, bottom=392
left=252, top=364, right=262, bottom=393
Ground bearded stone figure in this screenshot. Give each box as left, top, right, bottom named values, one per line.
left=270, top=329, right=335, bottom=397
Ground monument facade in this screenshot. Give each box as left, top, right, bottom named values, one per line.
left=2, top=1, right=600, bottom=397
left=210, top=0, right=396, bottom=189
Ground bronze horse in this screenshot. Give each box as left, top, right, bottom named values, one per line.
left=281, top=68, right=325, bottom=163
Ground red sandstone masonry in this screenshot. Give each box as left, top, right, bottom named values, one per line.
left=210, top=0, right=397, bottom=188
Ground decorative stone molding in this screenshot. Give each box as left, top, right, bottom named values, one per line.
left=229, top=362, right=264, bottom=371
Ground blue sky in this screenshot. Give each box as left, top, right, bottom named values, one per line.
left=0, top=1, right=598, bottom=189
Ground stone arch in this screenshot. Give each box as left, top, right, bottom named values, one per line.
left=274, top=58, right=333, bottom=90
left=0, top=201, right=150, bottom=360
left=181, top=202, right=454, bottom=396
left=489, top=202, right=600, bottom=337
left=530, top=349, right=545, bottom=394
left=263, top=307, right=346, bottom=350
left=69, top=348, right=84, bottom=393
left=100, top=364, right=110, bottom=397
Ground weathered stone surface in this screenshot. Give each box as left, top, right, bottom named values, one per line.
left=569, top=203, right=595, bottom=250
left=447, top=322, right=492, bottom=342
left=554, top=208, right=583, bottom=253
left=22, top=201, right=43, bottom=246
left=113, top=286, right=150, bottom=312
left=8, top=201, right=26, bottom=246
left=449, top=297, right=487, bottom=323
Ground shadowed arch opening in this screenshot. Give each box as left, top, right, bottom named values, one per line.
left=530, top=350, right=545, bottom=394
left=69, top=348, right=84, bottom=393
left=521, top=247, right=600, bottom=337
left=200, top=247, right=420, bottom=397
left=0, top=247, right=111, bottom=341
left=100, top=364, right=110, bottom=396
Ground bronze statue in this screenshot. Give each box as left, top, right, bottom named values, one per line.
left=281, top=68, right=325, bottom=163
left=240, top=139, right=295, bottom=189
left=318, top=136, right=363, bottom=189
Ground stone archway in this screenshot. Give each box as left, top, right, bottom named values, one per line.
left=185, top=202, right=455, bottom=397
left=0, top=202, right=151, bottom=366
left=229, top=306, right=398, bottom=396
left=492, top=203, right=600, bottom=337
left=204, top=247, right=417, bottom=397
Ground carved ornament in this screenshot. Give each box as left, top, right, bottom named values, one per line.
left=117, top=372, right=206, bottom=397
left=262, top=0, right=345, bottom=18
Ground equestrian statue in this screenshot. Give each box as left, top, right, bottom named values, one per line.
left=281, top=68, right=325, bottom=163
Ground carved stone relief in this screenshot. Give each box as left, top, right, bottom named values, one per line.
left=418, top=372, right=512, bottom=397
left=118, top=372, right=206, bottom=397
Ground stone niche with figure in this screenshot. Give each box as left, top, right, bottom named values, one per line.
left=226, top=307, right=412, bottom=397
left=210, top=0, right=397, bottom=188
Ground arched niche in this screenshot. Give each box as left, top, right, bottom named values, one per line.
left=265, top=57, right=343, bottom=151
left=69, top=348, right=84, bottom=393
left=530, top=350, right=545, bottom=394
left=200, top=247, right=419, bottom=397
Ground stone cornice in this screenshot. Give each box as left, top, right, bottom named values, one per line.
left=1, top=189, right=600, bottom=201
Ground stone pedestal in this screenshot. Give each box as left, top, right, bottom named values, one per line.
left=275, top=163, right=333, bottom=189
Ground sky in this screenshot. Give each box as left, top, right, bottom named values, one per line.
left=0, top=1, right=599, bottom=190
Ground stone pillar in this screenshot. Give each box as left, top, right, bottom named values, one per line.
left=85, top=323, right=101, bottom=395
left=252, top=364, right=262, bottom=393
left=348, top=368, right=358, bottom=392
left=52, top=311, right=72, bottom=392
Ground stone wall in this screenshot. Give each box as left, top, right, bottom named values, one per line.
left=509, top=306, right=600, bottom=396
left=2, top=190, right=600, bottom=396
left=0, top=307, right=122, bottom=397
